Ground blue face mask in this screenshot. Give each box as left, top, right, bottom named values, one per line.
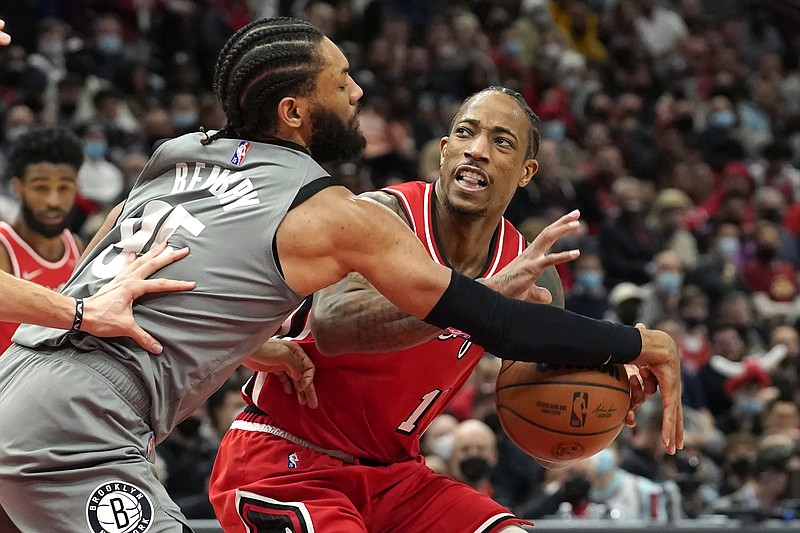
left=709, top=110, right=735, bottom=129
left=502, top=40, right=524, bottom=58
left=172, top=112, right=198, bottom=130
left=97, top=34, right=122, bottom=54
left=736, top=397, right=761, bottom=416
left=84, top=140, right=107, bottom=159
left=718, top=236, right=740, bottom=258
left=541, top=120, right=566, bottom=142
left=656, top=271, right=682, bottom=294
left=576, top=270, right=603, bottom=292
left=594, top=448, right=617, bottom=475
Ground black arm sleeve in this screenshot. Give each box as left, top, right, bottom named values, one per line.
left=423, top=271, right=642, bottom=365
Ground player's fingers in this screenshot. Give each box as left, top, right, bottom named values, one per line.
left=529, top=216, right=581, bottom=255
left=304, top=384, right=319, bottom=409
left=657, top=368, right=679, bottom=454
left=296, top=388, right=307, bottom=406
left=127, top=322, right=163, bottom=354
left=277, top=373, right=293, bottom=395
left=528, top=286, right=553, bottom=304
left=540, top=250, right=580, bottom=268
left=128, top=245, right=190, bottom=279
left=625, top=409, right=636, bottom=428
left=129, top=278, right=196, bottom=299
left=676, top=402, right=685, bottom=450
left=640, top=367, right=659, bottom=396
left=628, top=374, right=644, bottom=409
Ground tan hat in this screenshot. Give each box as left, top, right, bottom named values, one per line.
left=655, top=188, right=692, bottom=211
left=609, top=282, right=645, bottom=307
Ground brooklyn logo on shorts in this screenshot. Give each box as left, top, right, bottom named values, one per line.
left=86, top=481, right=153, bottom=533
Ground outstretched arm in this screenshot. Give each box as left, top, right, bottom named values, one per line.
left=311, top=190, right=569, bottom=355
left=277, top=185, right=683, bottom=454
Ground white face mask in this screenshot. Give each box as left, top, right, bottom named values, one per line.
left=430, top=433, right=454, bottom=459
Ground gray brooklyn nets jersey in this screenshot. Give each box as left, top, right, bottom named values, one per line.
left=13, top=132, right=330, bottom=441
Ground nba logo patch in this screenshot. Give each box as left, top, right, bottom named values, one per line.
left=288, top=452, right=299, bottom=469
left=86, top=481, right=153, bottom=533
left=231, top=140, right=251, bottom=166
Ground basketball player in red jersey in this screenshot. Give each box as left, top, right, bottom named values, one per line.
left=0, top=127, right=85, bottom=352
left=210, top=87, right=660, bottom=532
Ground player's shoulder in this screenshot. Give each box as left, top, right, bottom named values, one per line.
left=358, top=190, right=403, bottom=215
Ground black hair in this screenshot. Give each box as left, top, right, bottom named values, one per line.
left=7, top=126, right=84, bottom=181
left=449, top=86, right=541, bottom=159
left=203, top=17, right=325, bottom=145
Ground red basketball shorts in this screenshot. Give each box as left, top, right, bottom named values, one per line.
left=209, top=412, right=529, bottom=532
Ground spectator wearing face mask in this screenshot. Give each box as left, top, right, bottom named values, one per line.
left=638, top=250, right=685, bottom=327
left=752, top=186, right=800, bottom=269
left=686, top=222, right=749, bottom=309
left=447, top=419, right=498, bottom=498
left=605, top=282, right=645, bottom=326
left=589, top=445, right=677, bottom=522
left=566, top=252, right=609, bottom=319
left=598, top=176, right=657, bottom=288
left=75, top=122, right=124, bottom=209
left=744, top=221, right=800, bottom=323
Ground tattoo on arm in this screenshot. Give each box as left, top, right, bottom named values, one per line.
left=310, top=193, right=438, bottom=355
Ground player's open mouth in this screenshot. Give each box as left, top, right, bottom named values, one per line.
left=455, top=166, right=488, bottom=191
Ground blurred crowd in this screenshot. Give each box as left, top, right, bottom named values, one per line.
left=2, top=0, right=800, bottom=525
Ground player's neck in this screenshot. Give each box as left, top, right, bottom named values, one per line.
left=433, top=202, right=501, bottom=278
left=13, top=221, right=66, bottom=262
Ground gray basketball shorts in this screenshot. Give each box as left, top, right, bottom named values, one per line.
left=0, top=344, right=191, bottom=533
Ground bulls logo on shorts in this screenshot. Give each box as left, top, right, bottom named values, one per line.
left=86, top=481, right=153, bottom=533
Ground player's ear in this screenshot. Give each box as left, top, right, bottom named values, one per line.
left=277, top=97, right=304, bottom=129
left=519, top=159, right=538, bottom=187
left=440, top=137, right=449, bottom=166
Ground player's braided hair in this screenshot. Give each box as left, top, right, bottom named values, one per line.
left=202, top=17, right=325, bottom=146
left=450, top=86, right=541, bottom=159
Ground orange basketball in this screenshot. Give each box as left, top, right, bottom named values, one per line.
left=495, top=361, right=630, bottom=465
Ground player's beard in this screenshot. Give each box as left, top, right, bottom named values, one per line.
left=308, top=107, right=366, bottom=163
left=21, top=203, right=74, bottom=238
left=440, top=169, right=487, bottom=222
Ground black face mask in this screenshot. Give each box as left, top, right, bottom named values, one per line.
left=459, top=456, right=490, bottom=482
left=176, top=416, right=202, bottom=436
left=563, top=475, right=591, bottom=504
left=684, top=316, right=704, bottom=329
left=756, top=246, right=778, bottom=262
left=730, top=457, right=755, bottom=478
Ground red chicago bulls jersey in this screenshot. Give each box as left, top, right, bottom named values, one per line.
left=0, top=221, right=80, bottom=352
left=243, top=181, right=527, bottom=463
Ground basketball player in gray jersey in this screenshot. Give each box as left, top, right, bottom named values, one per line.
left=0, top=18, right=682, bottom=533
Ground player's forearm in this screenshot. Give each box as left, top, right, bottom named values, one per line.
left=424, top=271, right=642, bottom=365
left=0, top=271, right=74, bottom=329
left=312, top=288, right=441, bottom=355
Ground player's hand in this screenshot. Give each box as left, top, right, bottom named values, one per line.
left=0, top=20, right=10, bottom=45
left=624, top=365, right=659, bottom=428
left=486, top=210, right=581, bottom=303
left=630, top=323, right=684, bottom=454
left=81, top=242, right=195, bottom=354
left=244, top=339, right=318, bottom=409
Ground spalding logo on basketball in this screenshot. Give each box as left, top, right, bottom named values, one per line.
left=496, top=361, right=630, bottom=465
left=86, top=481, right=153, bottom=533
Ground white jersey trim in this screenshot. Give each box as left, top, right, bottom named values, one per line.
left=0, top=221, right=76, bottom=269
left=475, top=512, right=517, bottom=533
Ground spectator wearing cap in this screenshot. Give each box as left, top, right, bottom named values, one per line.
left=648, top=188, right=698, bottom=269
left=605, top=281, right=644, bottom=326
